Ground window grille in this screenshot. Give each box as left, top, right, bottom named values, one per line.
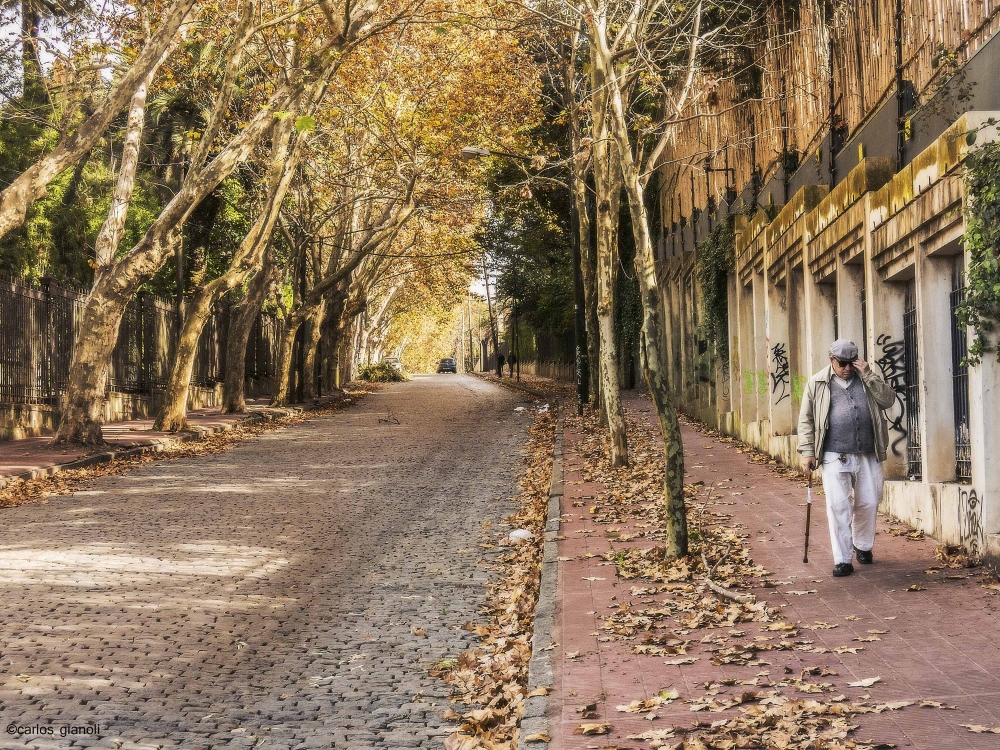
left=950, top=265, right=972, bottom=482
left=903, top=284, right=922, bottom=479
left=860, top=278, right=868, bottom=360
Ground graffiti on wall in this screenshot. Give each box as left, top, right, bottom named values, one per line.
left=958, top=487, right=984, bottom=562
left=721, top=357, right=731, bottom=399
left=792, top=374, right=807, bottom=403
left=874, top=334, right=908, bottom=456
left=770, top=342, right=790, bottom=404
left=743, top=370, right=769, bottom=396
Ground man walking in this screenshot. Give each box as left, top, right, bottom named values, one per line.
left=797, top=340, right=897, bottom=577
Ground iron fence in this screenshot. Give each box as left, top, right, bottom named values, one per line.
left=950, top=267, right=972, bottom=482
left=0, top=275, right=279, bottom=406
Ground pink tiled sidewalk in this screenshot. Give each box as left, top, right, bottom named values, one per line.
left=0, top=398, right=296, bottom=488
left=545, top=395, right=1000, bottom=749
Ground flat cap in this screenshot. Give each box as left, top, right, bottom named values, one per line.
left=829, top=339, right=859, bottom=361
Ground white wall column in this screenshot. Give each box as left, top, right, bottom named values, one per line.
left=915, top=253, right=958, bottom=483
left=802, top=270, right=837, bottom=374
left=765, top=275, right=793, bottom=435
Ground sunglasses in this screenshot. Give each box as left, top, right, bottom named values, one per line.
left=833, top=358, right=855, bottom=367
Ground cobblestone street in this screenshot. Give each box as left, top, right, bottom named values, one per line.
left=0, top=375, right=531, bottom=750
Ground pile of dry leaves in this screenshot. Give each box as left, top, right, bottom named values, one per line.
left=562, top=404, right=985, bottom=749
left=0, top=387, right=372, bottom=510
left=435, top=409, right=557, bottom=750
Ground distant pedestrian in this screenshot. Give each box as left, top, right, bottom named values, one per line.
left=797, top=339, right=897, bottom=577
left=508, top=353, right=517, bottom=377
left=496, top=352, right=505, bottom=378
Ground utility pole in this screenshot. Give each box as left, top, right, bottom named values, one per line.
left=482, top=255, right=501, bottom=377
left=459, top=301, right=466, bottom=371
left=468, top=296, right=476, bottom=372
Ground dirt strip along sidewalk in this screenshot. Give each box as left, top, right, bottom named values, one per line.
left=546, top=395, right=1000, bottom=750
left=0, top=397, right=298, bottom=486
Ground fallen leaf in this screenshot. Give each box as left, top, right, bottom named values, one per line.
left=566, top=650, right=580, bottom=659
left=527, top=687, right=550, bottom=698
left=663, top=657, right=698, bottom=665
left=582, top=577, right=606, bottom=581
left=410, top=626, right=427, bottom=637
left=443, top=733, right=478, bottom=750
left=574, top=723, right=612, bottom=735
left=907, top=584, right=926, bottom=591
left=961, top=724, right=1000, bottom=734
left=524, top=732, right=552, bottom=743
left=616, top=689, right=680, bottom=713
left=847, top=677, right=881, bottom=687
left=918, top=700, right=957, bottom=709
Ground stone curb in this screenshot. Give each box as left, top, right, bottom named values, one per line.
left=0, top=398, right=340, bottom=490
left=518, top=407, right=564, bottom=749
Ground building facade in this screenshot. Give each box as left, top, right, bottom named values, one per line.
left=654, top=4, right=1000, bottom=569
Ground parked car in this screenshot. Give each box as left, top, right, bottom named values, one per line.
left=381, top=356, right=403, bottom=372
left=437, top=357, right=457, bottom=373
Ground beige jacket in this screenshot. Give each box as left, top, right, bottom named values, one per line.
left=796, top=365, right=898, bottom=462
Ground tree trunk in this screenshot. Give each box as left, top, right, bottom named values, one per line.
left=222, top=263, right=275, bottom=413
left=320, top=292, right=347, bottom=391
left=50, top=274, right=136, bottom=445
left=625, top=171, right=688, bottom=558
left=584, top=181, right=601, bottom=409
left=302, top=300, right=326, bottom=400
left=93, top=69, right=157, bottom=266
left=596, top=219, right=628, bottom=465
left=271, top=320, right=300, bottom=407
left=20, top=2, right=45, bottom=106
left=590, top=44, right=628, bottom=466
left=592, top=15, right=688, bottom=557
left=155, top=292, right=217, bottom=431
left=564, top=27, right=600, bottom=408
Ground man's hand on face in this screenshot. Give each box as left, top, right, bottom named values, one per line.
left=853, top=358, right=869, bottom=374
left=803, top=456, right=817, bottom=472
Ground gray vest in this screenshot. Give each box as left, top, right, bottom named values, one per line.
left=824, top=376, right=876, bottom=455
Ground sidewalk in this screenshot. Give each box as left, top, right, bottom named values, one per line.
left=0, top=397, right=306, bottom=489
left=541, top=394, right=1000, bottom=749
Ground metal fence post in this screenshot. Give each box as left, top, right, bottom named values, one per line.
left=41, top=276, right=53, bottom=403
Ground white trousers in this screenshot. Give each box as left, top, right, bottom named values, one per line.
left=820, top=451, right=884, bottom=565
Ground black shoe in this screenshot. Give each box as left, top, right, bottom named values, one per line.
left=854, top=546, right=874, bottom=565
left=832, top=563, right=855, bottom=577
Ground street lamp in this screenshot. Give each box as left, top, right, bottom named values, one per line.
left=463, top=144, right=588, bottom=415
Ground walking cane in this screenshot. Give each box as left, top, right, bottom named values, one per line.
left=803, top=471, right=813, bottom=564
